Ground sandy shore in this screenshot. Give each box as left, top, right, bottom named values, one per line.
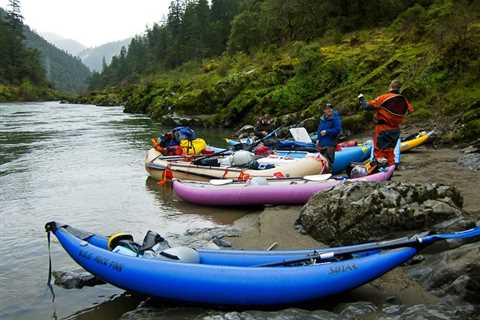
left=227, top=145, right=479, bottom=306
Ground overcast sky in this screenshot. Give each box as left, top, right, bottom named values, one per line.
left=0, top=0, right=170, bottom=47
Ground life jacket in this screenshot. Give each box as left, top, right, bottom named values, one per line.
left=380, top=94, right=409, bottom=117
left=369, top=93, right=413, bottom=129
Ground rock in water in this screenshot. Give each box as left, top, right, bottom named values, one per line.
left=297, top=182, right=464, bottom=245
left=53, top=269, right=105, bottom=289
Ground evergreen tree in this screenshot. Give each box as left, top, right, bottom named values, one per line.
left=87, top=0, right=239, bottom=88
left=0, top=2, right=47, bottom=85
left=6, top=0, right=24, bottom=32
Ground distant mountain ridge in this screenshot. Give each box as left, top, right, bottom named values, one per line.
left=78, top=38, right=132, bottom=72
left=40, top=32, right=87, bottom=56
left=23, top=27, right=91, bottom=92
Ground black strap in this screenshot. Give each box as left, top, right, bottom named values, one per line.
left=47, top=231, right=56, bottom=302
left=380, top=95, right=408, bottom=116
left=159, top=251, right=180, bottom=260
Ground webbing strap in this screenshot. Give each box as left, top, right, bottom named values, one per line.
left=47, top=231, right=56, bottom=302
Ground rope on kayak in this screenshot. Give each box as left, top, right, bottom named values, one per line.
left=47, top=230, right=56, bottom=303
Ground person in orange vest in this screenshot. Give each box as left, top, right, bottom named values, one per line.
left=358, top=80, right=414, bottom=166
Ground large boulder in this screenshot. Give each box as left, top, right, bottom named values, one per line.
left=297, top=182, right=464, bottom=245
left=407, top=239, right=480, bottom=306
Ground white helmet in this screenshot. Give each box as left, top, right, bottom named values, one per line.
left=350, top=165, right=368, bottom=179
left=159, top=247, right=200, bottom=263
left=248, top=177, right=268, bottom=185
left=231, top=150, right=254, bottom=167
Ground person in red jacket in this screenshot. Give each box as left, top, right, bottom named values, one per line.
left=358, top=80, right=414, bottom=166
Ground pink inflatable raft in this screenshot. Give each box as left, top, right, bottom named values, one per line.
left=173, top=166, right=395, bottom=206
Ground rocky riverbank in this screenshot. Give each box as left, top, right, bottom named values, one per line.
left=221, top=144, right=480, bottom=319
left=53, top=144, right=480, bottom=319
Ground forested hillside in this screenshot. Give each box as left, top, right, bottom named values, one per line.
left=82, top=0, right=480, bottom=143
left=88, top=0, right=240, bottom=88
left=24, top=26, right=91, bottom=92
left=0, top=4, right=91, bottom=95
left=0, top=3, right=55, bottom=101
left=78, top=38, right=132, bottom=72
left=40, top=32, right=87, bottom=56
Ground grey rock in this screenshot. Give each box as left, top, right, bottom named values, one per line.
left=212, top=237, right=233, bottom=248
left=120, top=307, right=340, bottom=320
left=407, top=241, right=480, bottom=305
left=458, top=140, right=480, bottom=171
left=53, top=269, right=105, bottom=289
left=198, top=309, right=340, bottom=320
left=404, top=254, right=425, bottom=266
left=120, top=306, right=208, bottom=320
left=120, top=303, right=476, bottom=320
left=167, top=226, right=240, bottom=248
left=334, top=301, right=378, bottom=318
left=379, top=303, right=475, bottom=320
left=297, top=182, right=464, bottom=245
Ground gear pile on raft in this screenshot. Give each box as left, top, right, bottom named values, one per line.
left=48, top=80, right=478, bottom=308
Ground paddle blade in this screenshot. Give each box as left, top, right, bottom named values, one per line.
left=209, top=179, right=234, bottom=186
left=303, top=174, right=332, bottom=182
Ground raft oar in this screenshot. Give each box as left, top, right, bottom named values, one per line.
left=208, top=173, right=333, bottom=185
left=256, top=226, right=480, bottom=267
left=246, top=125, right=284, bottom=151
left=192, top=126, right=284, bottom=165
left=192, top=148, right=231, bottom=165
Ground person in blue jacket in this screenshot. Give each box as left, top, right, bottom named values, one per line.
left=316, top=103, right=342, bottom=171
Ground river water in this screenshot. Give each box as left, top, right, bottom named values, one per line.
left=0, top=102, right=247, bottom=319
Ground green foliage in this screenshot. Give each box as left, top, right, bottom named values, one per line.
left=78, top=38, right=131, bottom=72
left=0, top=6, right=47, bottom=87
left=76, top=0, right=480, bottom=143
left=227, top=0, right=422, bottom=53
left=389, top=4, right=428, bottom=42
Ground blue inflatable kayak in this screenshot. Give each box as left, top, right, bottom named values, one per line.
left=46, top=222, right=480, bottom=306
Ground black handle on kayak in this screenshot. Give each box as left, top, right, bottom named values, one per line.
left=46, top=227, right=56, bottom=302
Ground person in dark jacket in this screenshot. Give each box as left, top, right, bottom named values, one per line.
left=317, top=103, right=342, bottom=171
